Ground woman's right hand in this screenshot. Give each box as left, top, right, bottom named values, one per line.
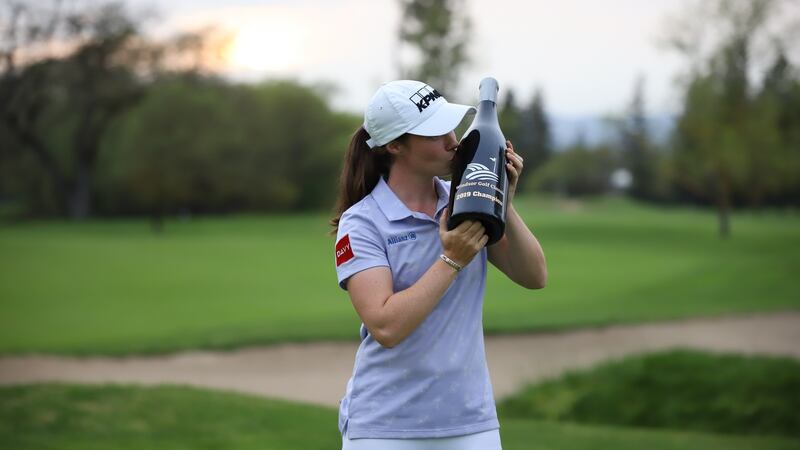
left=438, top=207, right=489, bottom=267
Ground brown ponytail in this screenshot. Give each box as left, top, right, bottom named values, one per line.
left=329, top=127, right=403, bottom=236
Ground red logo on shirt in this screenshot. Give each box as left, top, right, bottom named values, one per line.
left=336, top=234, right=355, bottom=267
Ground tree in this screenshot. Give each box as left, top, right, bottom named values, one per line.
left=671, top=76, right=741, bottom=237
left=663, top=0, right=799, bottom=237
left=0, top=1, right=226, bottom=219
left=498, top=87, right=522, bottom=182
left=757, top=48, right=800, bottom=206
left=397, top=0, right=471, bottom=95
left=510, top=88, right=552, bottom=194
left=499, top=88, right=521, bottom=145
left=100, top=78, right=359, bottom=226
left=0, top=1, right=149, bottom=219
left=524, top=89, right=553, bottom=174
left=528, top=142, right=617, bottom=197
left=619, top=77, right=657, bottom=201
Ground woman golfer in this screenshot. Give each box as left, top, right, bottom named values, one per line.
left=330, top=80, right=547, bottom=450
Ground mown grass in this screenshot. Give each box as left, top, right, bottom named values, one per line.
left=498, top=349, right=800, bottom=438
left=1, top=194, right=798, bottom=355
left=2, top=384, right=798, bottom=450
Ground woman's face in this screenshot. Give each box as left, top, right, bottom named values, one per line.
left=396, top=131, right=459, bottom=177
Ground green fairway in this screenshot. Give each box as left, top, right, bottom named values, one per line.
left=1, top=194, right=798, bottom=355
left=2, top=384, right=799, bottom=450
left=498, top=350, right=800, bottom=437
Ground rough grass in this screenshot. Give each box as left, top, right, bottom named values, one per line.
left=498, top=349, right=800, bottom=438
left=2, top=384, right=799, bottom=450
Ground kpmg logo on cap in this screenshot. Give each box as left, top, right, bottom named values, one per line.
left=409, top=85, right=442, bottom=113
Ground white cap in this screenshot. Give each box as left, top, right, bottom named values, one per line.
left=363, top=80, right=476, bottom=148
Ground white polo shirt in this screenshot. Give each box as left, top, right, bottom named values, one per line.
left=333, top=174, right=499, bottom=440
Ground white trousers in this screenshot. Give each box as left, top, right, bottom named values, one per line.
left=342, top=428, right=502, bottom=450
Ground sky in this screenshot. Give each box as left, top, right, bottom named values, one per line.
left=133, top=0, right=696, bottom=118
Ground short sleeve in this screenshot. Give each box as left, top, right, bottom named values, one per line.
left=334, top=210, right=389, bottom=291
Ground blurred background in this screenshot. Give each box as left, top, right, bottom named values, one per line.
left=1, top=0, right=799, bottom=449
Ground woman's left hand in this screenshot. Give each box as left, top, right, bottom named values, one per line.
left=505, top=140, right=523, bottom=205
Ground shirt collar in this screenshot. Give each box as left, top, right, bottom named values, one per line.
left=372, top=175, right=450, bottom=223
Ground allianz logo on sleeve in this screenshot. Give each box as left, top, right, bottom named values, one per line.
left=387, top=231, right=417, bottom=246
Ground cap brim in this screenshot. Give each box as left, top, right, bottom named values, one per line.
left=407, top=102, right=476, bottom=137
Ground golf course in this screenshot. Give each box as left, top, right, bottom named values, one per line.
left=2, top=194, right=799, bottom=449
left=1, top=194, right=797, bottom=355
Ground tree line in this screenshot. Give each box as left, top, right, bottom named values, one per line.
left=1, top=0, right=798, bottom=239
left=0, top=1, right=358, bottom=226
left=412, top=0, right=799, bottom=239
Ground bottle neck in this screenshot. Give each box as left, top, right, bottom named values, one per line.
left=476, top=100, right=499, bottom=125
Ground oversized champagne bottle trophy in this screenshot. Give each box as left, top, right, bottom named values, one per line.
left=447, top=77, right=508, bottom=245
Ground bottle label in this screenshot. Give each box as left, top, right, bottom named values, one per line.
left=454, top=180, right=504, bottom=207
